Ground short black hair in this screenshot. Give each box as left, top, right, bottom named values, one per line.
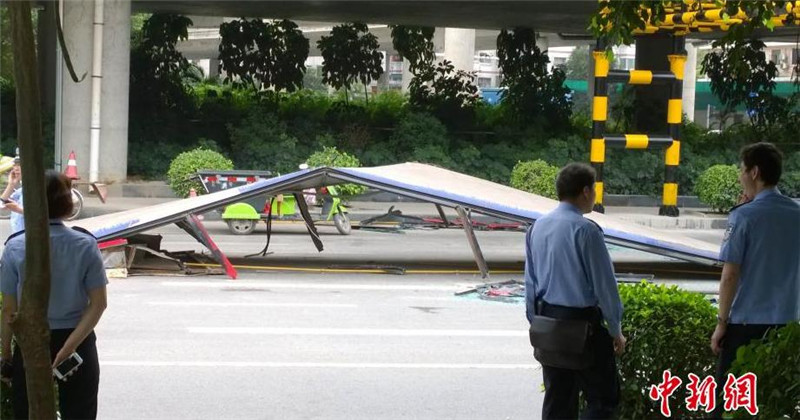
left=556, top=163, right=596, bottom=200
left=740, top=142, right=782, bottom=186
left=46, top=170, right=74, bottom=220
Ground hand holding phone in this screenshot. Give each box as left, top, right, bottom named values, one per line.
left=53, top=352, right=83, bottom=381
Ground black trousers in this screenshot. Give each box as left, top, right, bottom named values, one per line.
left=12, top=329, right=99, bottom=420
left=711, top=323, right=779, bottom=419
left=539, top=303, right=619, bottom=420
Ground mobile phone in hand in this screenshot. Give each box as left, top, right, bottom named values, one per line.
left=53, top=353, right=83, bottom=381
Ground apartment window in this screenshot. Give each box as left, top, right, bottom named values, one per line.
left=552, top=57, right=566, bottom=66
left=477, top=77, right=492, bottom=88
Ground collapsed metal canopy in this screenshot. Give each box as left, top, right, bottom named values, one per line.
left=73, top=163, right=721, bottom=266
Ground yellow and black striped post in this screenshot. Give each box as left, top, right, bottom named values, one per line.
left=660, top=36, right=686, bottom=217
left=591, top=45, right=609, bottom=213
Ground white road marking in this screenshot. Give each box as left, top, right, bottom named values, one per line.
left=147, top=301, right=357, bottom=308
left=101, top=360, right=539, bottom=370
left=161, top=280, right=466, bottom=292
left=188, top=327, right=527, bottom=337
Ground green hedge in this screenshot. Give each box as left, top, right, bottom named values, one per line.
left=509, top=160, right=559, bottom=199
left=728, top=322, right=800, bottom=419
left=694, top=164, right=742, bottom=213
left=617, top=282, right=716, bottom=419
left=305, top=146, right=367, bottom=197
left=167, top=147, right=234, bottom=197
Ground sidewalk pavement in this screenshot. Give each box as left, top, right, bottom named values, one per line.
left=75, top=195, right=728, bottom=230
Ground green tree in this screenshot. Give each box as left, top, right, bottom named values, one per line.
left=701, top=38, right=788, bottom=130
left=218, top=19, right=309, bottom=91
left=496, top=27, right=571, bottom=127
left=408, top=60, right=480, bottom=128
left=317, top=23, right=384, bottom=103
left=7, top=1, right=57, bottom=417
left=389, top=25, right=435, bottom=75
left=563, top=45, right=591, bottom=80
left=129, top=14, right=193, bottom=115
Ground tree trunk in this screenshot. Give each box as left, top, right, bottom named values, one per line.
left=8, top=1, right=57, bottom=418
left=363, top=81, right=369, bottom=105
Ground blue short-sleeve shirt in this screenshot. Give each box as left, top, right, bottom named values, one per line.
left=720, top=188, right=800, bottom=324
left=524, top=202, right=624, bottom=336
left=9, top=188, right=24, bottom=234
left=0, top=222, right=108, bottom=329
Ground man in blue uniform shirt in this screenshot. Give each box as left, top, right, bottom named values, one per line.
left=525, top=163, right=625, bottom=420
left=711, top=142, right=800, bottom=416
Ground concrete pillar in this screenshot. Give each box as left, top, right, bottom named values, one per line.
left=208, top=58, right=220, bottom=78
left=634, top=34, right=673, bottom=133
left=401, top=58, right=412, bottom=93
left=443, top=27, right=475, bottom=73
left=99, top=0, right=130, bottom=182
left=682, top=42, right=697, bottom=122
left=59, top=0, right=129, bottom=182
left=60, top=0, right=94, bottom=180
left=38, top=4, right=57, bottom=111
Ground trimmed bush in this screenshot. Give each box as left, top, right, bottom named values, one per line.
left=617, top=282, right=717, bottom=419
left=167, top=147, right=233, bottom=198
left=305, top=146, right=367, bottom=197
left=694, top=164, right=742, bottom=213
left=728, top=322, right=800, bottom=419
left=510, top=159, right=559, bottom=199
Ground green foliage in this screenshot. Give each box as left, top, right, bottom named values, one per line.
left=218, top=19, right=309, bottom=91
left=701, top=39, right=783, bottom=129
left=563, top=45, right=591, bottom=80
left=408, top=60, right=480, bottom=129
left=167, top=147, right=233, bottom=197
left=305, top=146, right=367, bottom=197
left=617, top=282, right=716, bottom=419
left=496, top=27, right=572, bottom=127
left=590, top=1, right=792, bottom=49
left=317, top=23, right=384, bottom=103
left=227, top=111, right=306, bottom=174
left=780, top=171, right=800, bottom=198
left=389, top=25, right=436, bottom=75
left=510, top=160, right=559, bottom=199
left=129, top=14, right=194, bottom=116
left=694, top=164, right=742, bottom=213
left=728, top=322, right=800, bottom=419
left=0, top=5, right=13, bottom=82
left=389, top=113, right=452, bottom=167
left=589, top=1, right=669, bottom=47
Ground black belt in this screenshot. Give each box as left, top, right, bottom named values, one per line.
left=538, top=300, right=602, bottom=324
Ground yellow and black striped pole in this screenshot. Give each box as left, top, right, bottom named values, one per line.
left=660, top=36, right=686, bottom=217
left=591, top=44, right=609, bottom=213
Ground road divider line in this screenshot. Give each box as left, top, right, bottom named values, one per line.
left=161, top=281, right=464, bottom=292
left=147, top=302, right=357, bottom=308
left=101, top=361, right=540, bottom=370
left=188, top=327, right=527, bottom=337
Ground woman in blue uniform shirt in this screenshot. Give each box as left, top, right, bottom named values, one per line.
left=0, top=170, right=108, bottom=419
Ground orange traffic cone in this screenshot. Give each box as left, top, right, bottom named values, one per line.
left=64, top=151, right=80, bottom=180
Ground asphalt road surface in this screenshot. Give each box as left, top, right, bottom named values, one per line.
left=0, top=219, right=723, bottom=419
